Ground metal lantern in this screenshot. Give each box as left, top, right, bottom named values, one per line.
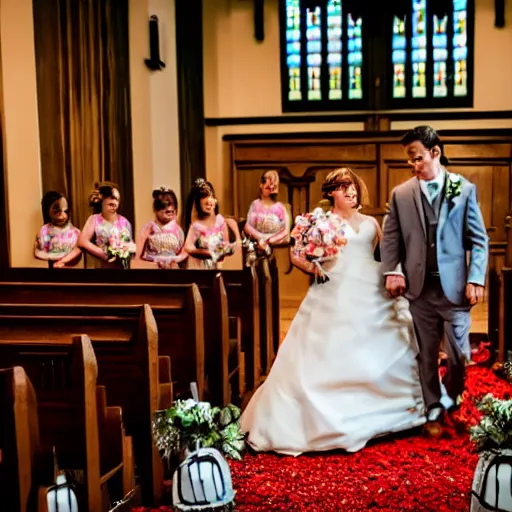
left=46, top=474, right=79, bottom=512
left=172, top=446, right=235, bottom=511
left=471, top=450, right=512, bottom=512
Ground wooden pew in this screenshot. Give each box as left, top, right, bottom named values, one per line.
left=489, top=216, right=512, bottom=361
left=0, top=268, right=261, bottom=400
left=0, top=366, right=52, bottom=512
left=0, top=303, right=164, bottom=506
left=122, top=269, right=255, bottom=403
left=269, top=254, right=281, bottom=355
left=0, top=335, right=130, bottom=511
left=222, top=267, right=262, bottom=391
left=0, top=267, right=263, bottom=398
left=118, top=268, right=258, bottom=401
left=257, top=257, right=276, bottom=375
left=0, top=280, right=204, bottom=401
left=130, top=270, right=234, bottom=405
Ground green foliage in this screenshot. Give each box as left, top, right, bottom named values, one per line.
left=470, top=393, right=512, bottom=452
left=152, top=399, right=245, bottom=461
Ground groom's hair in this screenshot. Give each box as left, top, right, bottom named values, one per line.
left=401, top=125, right=449, bottom=166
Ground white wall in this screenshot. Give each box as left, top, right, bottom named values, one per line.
left=130, top=0, right=181, bottom=230
left=0, top=0, right=45, bottom=267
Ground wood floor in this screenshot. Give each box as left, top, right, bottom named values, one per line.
left=279, top=299, right=488, bottom=344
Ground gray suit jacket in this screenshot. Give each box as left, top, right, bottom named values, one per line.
left=381, top=172, right=489, bottom=305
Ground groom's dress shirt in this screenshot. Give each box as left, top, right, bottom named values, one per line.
left=419, top=172, right=445, bottom=278
left=419, top=169, right=445, bottom=204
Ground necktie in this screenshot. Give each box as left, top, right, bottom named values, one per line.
left=426, top=181, right=439, bottom=199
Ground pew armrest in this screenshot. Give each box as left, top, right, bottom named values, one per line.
left=99, top=406, right=124, bottom=479
left=158, top=355, right=172, bottom=383
left=122, top=435, right=135, bottom=497
left=159, top=383, right=173, bottom=409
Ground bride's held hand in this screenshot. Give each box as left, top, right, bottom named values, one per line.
left=385, top=275, right=406, bottom=298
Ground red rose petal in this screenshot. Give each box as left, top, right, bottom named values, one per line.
left=132, top=366, right=510, bottom=511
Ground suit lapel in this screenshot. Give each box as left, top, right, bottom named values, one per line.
left=437, top=171, right=454, bottom=235
left=412, top=179, right=426, bottom=238
left=438, top=200, right=448, bottom=235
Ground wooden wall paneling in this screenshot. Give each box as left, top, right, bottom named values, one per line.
left=235, top=167, right=266, bottom=219
left=379, top=143, right=411, bottom=210
left=233, top=142, right=377, bottom=165
left=279, top=169, right=315, bottom=215
left=444, top=144, right=512, bottom=159
left=492, top=166, right=511, bottom=241
left=384, top=165, right=413, bottom=203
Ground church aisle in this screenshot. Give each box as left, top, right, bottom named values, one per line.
left=133, top=357, right=505, bottom=511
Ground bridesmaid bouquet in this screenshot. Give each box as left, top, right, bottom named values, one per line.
left=200, top=232, right=235, bottom=266
left=106, top=227, right=136, bottom=269
left=291, top=207, right=347, bottom=284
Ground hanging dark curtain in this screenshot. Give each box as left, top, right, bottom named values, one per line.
left=33, top=0, right=134, bottom=233
left=175, top=0, right=206, bottom=205
left=0, top=122, right=8, bottom=271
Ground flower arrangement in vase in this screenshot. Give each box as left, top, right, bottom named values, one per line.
left=152, top=399, right=245, bottom=462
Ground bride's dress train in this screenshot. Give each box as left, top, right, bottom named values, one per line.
left=241, top=219, right=425, bottom=455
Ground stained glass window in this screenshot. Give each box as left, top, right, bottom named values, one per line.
left=306, top=6, right=322, bottom=100
left=411, top=0, right=427, bottom=98
left=347, top=14, right=363, bottom=100
left=392, top=16, right=407, bottom=99
left=281, top=0, right=365, bottom=111
left=327, top=0, right=342, bottom=100
left=387, top=0, right=473, bottom=107
left=433, top=13, right=448, bottom=98
left=285, top=0, right=301, bottom=101
left=453, top=0, right=468, bottom=97
left=280, top=0, right=473, bottom=111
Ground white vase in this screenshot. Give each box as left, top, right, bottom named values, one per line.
left=470, top=449, right=512, bottom=512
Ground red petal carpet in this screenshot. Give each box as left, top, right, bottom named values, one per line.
left=134, top=359, right=512, bottom=512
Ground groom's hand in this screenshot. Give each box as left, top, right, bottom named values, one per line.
left=466, top=283, right=485, bottom=305
left=385, top=275, right=406, bottom=298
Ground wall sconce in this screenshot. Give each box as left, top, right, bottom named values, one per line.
left=145, top=15, right=166, bottom=71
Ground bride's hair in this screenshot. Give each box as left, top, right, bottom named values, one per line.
left=321, top=168, right=370, bottom=208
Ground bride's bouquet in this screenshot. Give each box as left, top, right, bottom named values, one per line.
left=106, top=227, right=136, bottom=269
left=290, top=207, right=347, bottom=284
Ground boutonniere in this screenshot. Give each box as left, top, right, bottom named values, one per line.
left=445, top=173, right=463, bottom=202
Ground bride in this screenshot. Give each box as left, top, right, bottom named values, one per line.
left=241, top=168, right=426, bottom=455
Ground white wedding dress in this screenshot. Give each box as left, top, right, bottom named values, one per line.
left=241, top=218, right=426, bottom=455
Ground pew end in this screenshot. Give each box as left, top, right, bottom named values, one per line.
left=0, top=366, right=50, bottom=512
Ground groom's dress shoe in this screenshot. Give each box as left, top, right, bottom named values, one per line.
left=423, top=405, right=445, bottom=438
left=426, top=406, right=445, bottom=423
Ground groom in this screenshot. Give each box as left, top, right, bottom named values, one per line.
left=381, top=125, right=489, bottom=428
